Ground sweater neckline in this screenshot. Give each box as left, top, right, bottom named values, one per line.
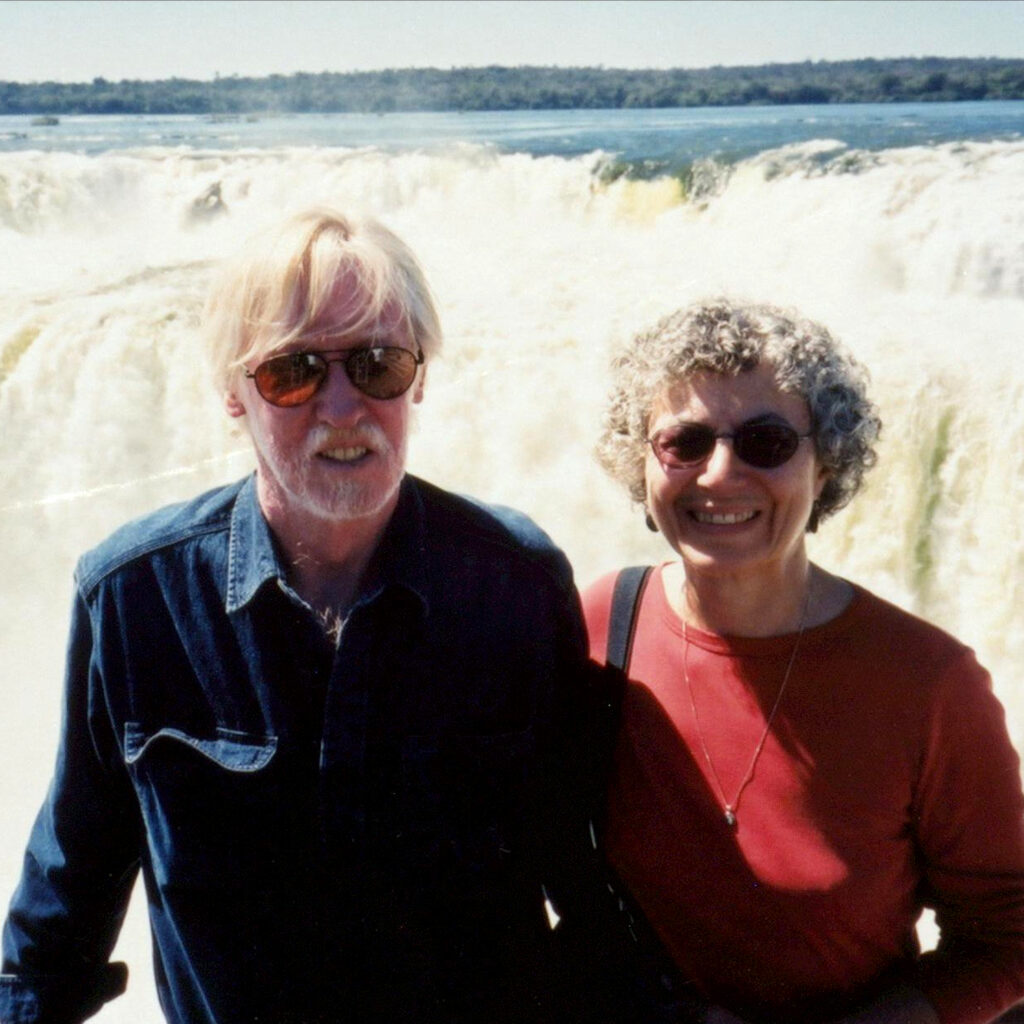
left=649, top=561, right=867, bottom=657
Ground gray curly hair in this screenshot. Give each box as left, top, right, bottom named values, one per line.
left=596, top=299, right=881, bottom=530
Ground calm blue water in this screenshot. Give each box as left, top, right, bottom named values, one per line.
left=2, top=101, right=1023, bottom=170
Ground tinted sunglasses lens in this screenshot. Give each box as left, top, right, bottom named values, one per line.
left=655, top=425, right=716, bottom=465
left=346, top=348, right=419, bottom=399
left=652, top=422, right=802, bottom=468
left=254, top=353, right=326, bottom=407
left=733, top=423, right=800, bottom=468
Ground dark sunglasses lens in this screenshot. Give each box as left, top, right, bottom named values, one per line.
left=254, top=353, right=326, bottom=407
left=733, top=423, right=800, bottom=468
left=346, top=348, right=419, bottom=399
left=657, top=425, right=716, bottom=465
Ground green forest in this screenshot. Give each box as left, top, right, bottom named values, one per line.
left=3, top=58, right=1023, bottom=116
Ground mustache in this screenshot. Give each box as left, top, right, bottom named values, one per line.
left=307, top=423, right=393, bottom=456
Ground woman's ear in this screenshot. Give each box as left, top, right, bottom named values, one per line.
left=814, top=463, right=830, bottom=498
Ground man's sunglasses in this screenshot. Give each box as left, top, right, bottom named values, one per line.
left=246, top=346, right=424, bottom=407
left=647, top=419, right=812, bottom=470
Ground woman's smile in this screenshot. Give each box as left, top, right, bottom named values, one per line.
left=687, top=507, right=760, bottom=526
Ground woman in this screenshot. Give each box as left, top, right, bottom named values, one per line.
left=584, top=300, right=1024, bottom=1024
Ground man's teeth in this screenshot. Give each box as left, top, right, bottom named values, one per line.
left=323, top=446, right=369, bottom=462
left=693, top=510, right=757, bottom=525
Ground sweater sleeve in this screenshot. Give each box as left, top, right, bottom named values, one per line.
left=1, top=586, right=138, bottom=1023
left=909, top=648, right=1024, bottom=1024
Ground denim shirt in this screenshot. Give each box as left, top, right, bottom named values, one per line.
left=0, top=474, right=604, bottom=1024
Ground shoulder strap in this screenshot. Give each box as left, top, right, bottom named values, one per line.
left=606, top=566, right=653, bottom=673
left=595, top=565, right=704, bottom=1015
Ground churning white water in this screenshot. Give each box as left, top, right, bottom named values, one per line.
left=1, top=110, right=1022, bottom=1021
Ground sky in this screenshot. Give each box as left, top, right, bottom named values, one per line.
left=2, top=0, right=1023, bottom=84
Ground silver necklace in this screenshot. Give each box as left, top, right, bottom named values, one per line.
left=683, top=584, right=811, bottom=829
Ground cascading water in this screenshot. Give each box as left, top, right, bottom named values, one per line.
left=1, top=110, right=1022, bottom=1021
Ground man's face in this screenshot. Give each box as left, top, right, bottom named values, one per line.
left=226, top=280, right=424, bottom=531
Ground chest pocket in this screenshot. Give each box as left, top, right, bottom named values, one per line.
left=125, top=724, right=277, bottom=770
left=124, top=723, right=281, bottom=892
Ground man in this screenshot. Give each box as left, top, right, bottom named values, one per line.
left=0, top=209, right=623, bottom=1023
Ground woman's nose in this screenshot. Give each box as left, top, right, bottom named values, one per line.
left=696, top=436, right=743, bottom=483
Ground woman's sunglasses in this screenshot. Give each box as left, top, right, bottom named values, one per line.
left=246, top=346, right=424, bottom=407
left=647, top=419, right=812, bottom=470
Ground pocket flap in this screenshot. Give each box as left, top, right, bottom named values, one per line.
left=124, top=723, right=277, bottom=771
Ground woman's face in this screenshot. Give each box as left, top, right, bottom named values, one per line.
left=644, top=363, right=828, bottom=584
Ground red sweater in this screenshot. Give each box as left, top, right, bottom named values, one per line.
left=583, top=566, right=1024, bottom=1024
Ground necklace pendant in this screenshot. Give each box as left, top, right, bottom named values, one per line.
left=724, top=807, right=737, bottom=828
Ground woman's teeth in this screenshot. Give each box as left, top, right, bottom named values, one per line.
left=692, top=510, right=757, bottom=525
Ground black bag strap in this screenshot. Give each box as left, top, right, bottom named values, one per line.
left=597, top=564, right=707, bottom=1019
left=591, top=563, right=652, bottom=819
left=606, top=565, right=653, bottom=673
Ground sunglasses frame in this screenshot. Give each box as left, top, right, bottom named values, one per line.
left=647, top=418, right=813, bottom=470
left=246, top=345, right=425, bottom=407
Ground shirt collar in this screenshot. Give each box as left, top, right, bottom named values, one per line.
left=354, top=475, right=430, bottom=616
left=225, top=475, right=281, bottom=613
left=224, top=473, right=429, bottom=617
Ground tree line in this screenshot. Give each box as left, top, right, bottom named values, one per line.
left=3, top=58, right=1023, bottom=116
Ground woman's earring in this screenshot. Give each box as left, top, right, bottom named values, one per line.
left=645, top=509, right=659, bottom=533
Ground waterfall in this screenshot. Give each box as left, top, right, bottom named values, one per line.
left=2, top=124, right=1021, bottom=1021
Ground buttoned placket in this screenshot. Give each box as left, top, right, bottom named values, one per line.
left=226, top=477, right=430, bottom=889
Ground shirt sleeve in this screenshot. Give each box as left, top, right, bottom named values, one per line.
left=910, top=648, right=1024, bottom=1024
left=1, top=585, right=139, bottom=1023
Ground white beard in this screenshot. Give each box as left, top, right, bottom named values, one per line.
left=254, top=421, right=406, bottom=524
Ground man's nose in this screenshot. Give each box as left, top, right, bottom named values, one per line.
left=313, top=361, right=366, bottom=423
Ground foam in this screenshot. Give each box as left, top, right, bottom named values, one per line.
left=1, top=137, right=1021, bottom=1021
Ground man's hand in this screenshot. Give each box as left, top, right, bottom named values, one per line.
left=704, top=1007, right=753, bottom=1024
left=703, top=986, right=939, bottom=1024
left=829, top=986, right=940, bottom=1024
